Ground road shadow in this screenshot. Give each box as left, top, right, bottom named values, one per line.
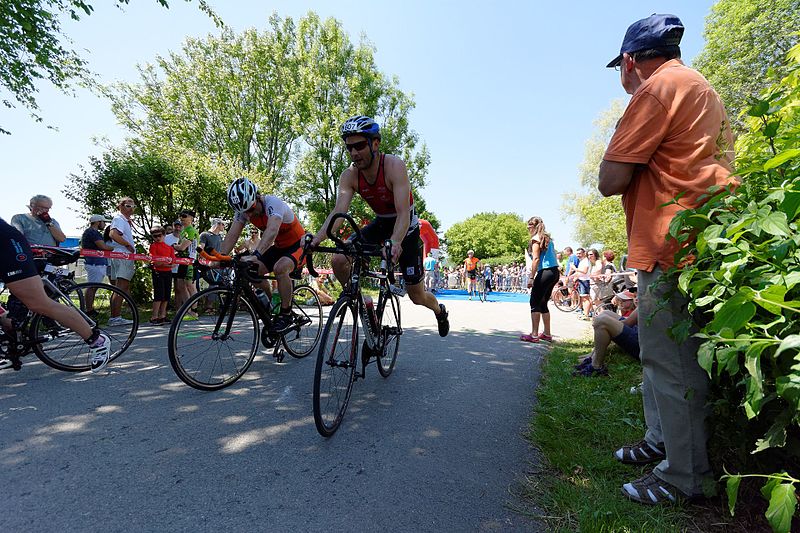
left=1, top=321, right=545, bottom=532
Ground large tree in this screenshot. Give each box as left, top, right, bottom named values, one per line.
left=104, top=12, right=433, bottom=232
left=63, top=142, right=260, bottom=243
left=105, top=15, right=297, bottom=180
left=693, top=0, right=800, bottom=130
left=0, top=0, right=218, bottom=135
left=443, top=212, right=528, bottom=264
left=278, top=13, right=431, bottom=231
left=561, top=100, right=628, bottom=255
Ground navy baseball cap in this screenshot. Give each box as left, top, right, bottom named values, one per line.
left=607, top=14, right=684, bottom=68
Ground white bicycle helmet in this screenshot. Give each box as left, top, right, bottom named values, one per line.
left=227, top=177, right=258, bottom=213
left=340, top=115, right=381, bottom=140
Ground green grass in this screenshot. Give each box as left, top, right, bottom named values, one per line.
left=523, top=340, right=731, bottom=532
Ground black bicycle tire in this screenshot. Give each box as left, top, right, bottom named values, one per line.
left=552, top=287, right=579, bottom=313
left=283, top=284, right=323, bottom=358
left=31, top=282, right=138, bottom=372
left=168, top=287, right=259, bottom=391
left=313, top=298, right=358, bottom=437
left=376, top=291, right=401, bottom=377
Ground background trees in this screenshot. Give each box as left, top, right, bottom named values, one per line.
left=64, top=143, right=257, bottom=243
left=443, top=212, right=528, bottom=265
left=560, top=100, right=627, bottom=255
left=77, top=12, right=433, bottom=233
left=693, top=0, right=800, bottom=130
left=0, top=0, right=217, bottom=135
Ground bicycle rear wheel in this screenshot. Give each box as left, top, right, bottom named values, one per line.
left=552, top=286, right=579, bottom=313
left=31, top=282, right=138, bottom=372
left=376, top=291, right=401, bottom=377
left=313, top=298, right=358, bottom=437
left=168, top=287, right=259, bottom=391
left=282, top=284, right=323, bottom=358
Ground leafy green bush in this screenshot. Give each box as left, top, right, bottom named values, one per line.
left=666, top=44, right=800, bottom=532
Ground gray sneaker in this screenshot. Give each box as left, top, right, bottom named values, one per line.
left=89, top=333, right=111, bottom=373
left=107, top=316, right=133, bottom=327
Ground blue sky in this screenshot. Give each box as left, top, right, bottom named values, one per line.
left=0, top=0, right=717, bottom=251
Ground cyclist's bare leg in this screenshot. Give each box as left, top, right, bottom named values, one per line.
left=270, top=256, right=295, bottom=312
left=7, top=276, right=93, bottom=340
left=406, top=282, right=443, bottom=315
left=331, top=253, right=352, bottom=288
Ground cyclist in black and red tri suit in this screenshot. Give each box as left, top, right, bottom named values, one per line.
left=0, top=218, right=111, bottom=372
left=219, top=178, right=307, bottom=333
left=311, top=115, right=450, bottom=337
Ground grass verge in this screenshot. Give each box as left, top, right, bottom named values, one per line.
left=522, top=339, right=761, bottom=532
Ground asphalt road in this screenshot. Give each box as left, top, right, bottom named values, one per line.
left=1, top=297, right=589, bottom=532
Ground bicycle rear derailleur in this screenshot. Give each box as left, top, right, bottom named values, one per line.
left=260, top=326, right=284, bottom=363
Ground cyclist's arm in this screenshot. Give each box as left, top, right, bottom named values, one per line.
left=313, top=170, right=356, bottom=245
left=254, top=215, right=283, bottom=255
left=219, top=220, right=245, bottom=255
left=386, top=157, right=411, bottom=247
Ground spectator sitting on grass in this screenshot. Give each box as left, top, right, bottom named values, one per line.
left=311, top=273, right=336, bottom=306
left=573, top=289, right=638, bottom=377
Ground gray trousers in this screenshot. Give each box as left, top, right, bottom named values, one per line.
left=638, top=267, right=711, bottom=495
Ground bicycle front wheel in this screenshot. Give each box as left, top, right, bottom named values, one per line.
left=31, top=282, right=138, bottom=372
left=313, top=298, right=358, bottom=437
left=376, top=291, right=401, bottom=377
left=282, top=284, right=323, bottom=358
left=168, top=287, right=259, bottom=391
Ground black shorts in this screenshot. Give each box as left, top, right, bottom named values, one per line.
left=258, top=239, right=303, bottom=272
left=355, top=218, right=423, bottom=285
left=176, top=263, right=195, bottom=281
left=0, top=219, right=39, bottom=284
left=467, top=270, right=477, bottom=280
left=152, top=270, right=173, bottom=301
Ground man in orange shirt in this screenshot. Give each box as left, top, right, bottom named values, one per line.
left=463, top=250, right=481, bottom=300
left=598, top=14, right=735, bottom=505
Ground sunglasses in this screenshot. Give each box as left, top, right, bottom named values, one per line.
left=151, top=233, right=164, bottom=237
left=345, top=140, right=369, bottom=152
left=123, top=204, right=135, bottom=209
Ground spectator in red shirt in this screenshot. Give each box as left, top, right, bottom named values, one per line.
left=148, top=226, right=176, bottom=325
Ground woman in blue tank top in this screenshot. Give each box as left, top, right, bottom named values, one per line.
left=520, top=217, right=561, bottom=343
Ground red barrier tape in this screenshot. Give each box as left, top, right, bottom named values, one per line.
left=79, top=249, right=334, bottom=275
left=80, top=249, right=202, bottom=265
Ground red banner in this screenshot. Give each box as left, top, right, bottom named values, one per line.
left=80, top=249, right=203, bottom=265
left=79, top=249, right=333, bottom=275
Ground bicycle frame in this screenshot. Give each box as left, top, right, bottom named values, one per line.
left=214, top=280, right=271, bottom=337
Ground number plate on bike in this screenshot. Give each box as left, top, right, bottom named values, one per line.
left=44, top=264, right=69, bottom=276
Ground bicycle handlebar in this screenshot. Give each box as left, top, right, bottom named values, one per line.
left=315, top=213, right=395, bottom=284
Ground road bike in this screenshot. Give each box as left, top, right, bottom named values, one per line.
left=551, top=277, right=581, bottom=313
left=167, top=242, right=323, bottom=391
left=0, top=246, right=139, bottom=372
left=311, top=213, right=403, bottom=437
